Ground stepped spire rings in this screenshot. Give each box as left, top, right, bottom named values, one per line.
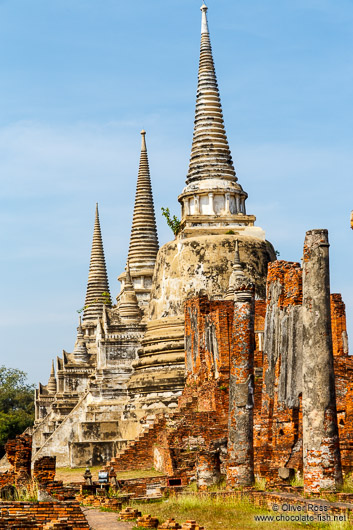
left=126, top=130, right=159, bottom=270
left=177, top=4, right=258, bottom=236
left=118, top=130, right=159, bottom=311
left=83, top=204, right=111, bottom=321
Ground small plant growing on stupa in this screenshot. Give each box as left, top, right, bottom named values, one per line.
left=77, top=291, right=112, bottom=314
left=161, top=207, right=181, bottom=236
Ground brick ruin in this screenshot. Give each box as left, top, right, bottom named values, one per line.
left=0, top=434, right=79, bottom=501
left=0, top=502, right=89, bottom=529
left=0, top=435, right=90, bottom=528
left=0, top=434, right=32, bottom=490
left=6, top=234, right=352, bottom=501
left=98, top=229, right=353, bottom=494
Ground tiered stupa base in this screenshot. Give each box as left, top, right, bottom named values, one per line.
left=127, top=233, right=275, bottom=413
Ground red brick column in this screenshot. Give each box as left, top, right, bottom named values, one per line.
left=227, top=272, right=255, bottom=487
left=302, top=229, right=342, bottom=493
left=33, top=456, right=56, bottom=485
left=4, top=434, right=32, bottom=486
left=196, top=450, right=221, bottom=489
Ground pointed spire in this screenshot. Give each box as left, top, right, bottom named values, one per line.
left=125, top=260, right=133, bottom=286
left=47, top=360, right=57, bottom=394
left=83, top=204, right=111, bottom=321
left=127, top=131, right=159, bottom=270
left=201, top=3, right=209, bottom=34
left=186, top=4, right=237, bottom=185
left=77, top=316, right=83, bottom=339
left=73, top=317, right=89, bottom=362
left=233, top=240, right=242, bottom=271
left=226, top=240, right=254, bottom=301
left=118, top=261, right=141, bottom=322
left=227, top=240, right=245, bottom=299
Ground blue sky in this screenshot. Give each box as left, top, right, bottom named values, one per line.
left=0, top=0, right=352, bottom=385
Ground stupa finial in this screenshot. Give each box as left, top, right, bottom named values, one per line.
left=200, top=3, right=209, bottom=34
left=141, top=130, right=147, bottom=151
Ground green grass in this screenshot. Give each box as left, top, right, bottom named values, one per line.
left=254, top=476, right=267, bottom=491
left=11, top=481, right=38, bottom=502
left=116, top=468, right=165, bottom=479
left=290, top=473, right=304, bottom=488
left=131, top=495, right=351, bottom=530
left=56, top=466, right=164, bottom=480
left=57, top=465, right=102, bottom=474
left=339, top=473, right=353, bottom=494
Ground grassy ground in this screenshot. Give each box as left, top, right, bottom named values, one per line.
left=131, top=495, right=351, bottom=530
left=56, top=466, right=164, bottom=483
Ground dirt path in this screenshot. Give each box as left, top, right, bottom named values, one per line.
left=81, top=507, right=134, bottom=530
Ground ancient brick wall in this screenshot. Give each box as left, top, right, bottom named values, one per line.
left=0, top=437, right=76, bottom=502
left=5, top=434, right=32, bottom=481
left=254, top=261, right=304, bottom=481
left=34, top=456, right=56, bottom=485
left=255, top=260, right=352, bottom=482
left=0, top=434, right=32, bottom=489
left=183, top=296, right=234, bottom=411
left=253, top=300, right=267, bottom=449
left=32, top=456, right=77, bottom=501
left=104, top=281, right=353, bottom=487
left=118, top=476, right=168, bottom=498
left=0, top=501, right=89, bottom=529
left=341, top=366, right=353, bottom=471
left=106, top=415, right=167, bottom=472
left=330, top=293, right=351, bottom=463
left=105, top=297, right=235, bottom=485
left=331, top=294, right=349, bottom=358
left=106, top=401, right=227, bottom=485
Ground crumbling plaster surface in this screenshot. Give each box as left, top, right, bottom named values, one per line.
left=302, top=229, right=342, bottom=492
left=32, top=392, right=141, bottom=468
left=148, top=234, right=275, bottom=321
left=264, top=293, right=303, bottom=410
left=32, top=393, right=93, bottom=467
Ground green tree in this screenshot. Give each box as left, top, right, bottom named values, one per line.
left=0, top=366, right=35, bottom=457
left=161, top=207, right=181, bottom=236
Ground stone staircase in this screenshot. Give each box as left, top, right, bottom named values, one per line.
left=105, top=414, right=168, bottom=472
left=32, top=393, right=144, bottom=468
left=104, top=394, right=228, bottom=476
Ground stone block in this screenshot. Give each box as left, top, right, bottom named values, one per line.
left=278, top=467, right=295, bottom=481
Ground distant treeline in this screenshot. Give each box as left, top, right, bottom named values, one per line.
left=0, top=366, right=34, bottom=458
